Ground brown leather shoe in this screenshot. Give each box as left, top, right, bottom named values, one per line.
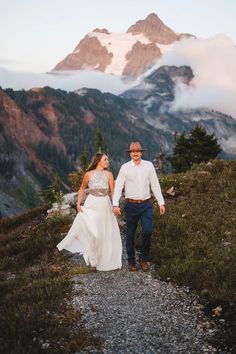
left=139, top=259, right=150, bottom=272
left=128, top=261, right=137, bottom=272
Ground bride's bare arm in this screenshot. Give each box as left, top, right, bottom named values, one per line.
left=77, top=173, right=89, bottom=212
left=108, top=173, right=121, bottom=216
left=108, top=172, right=115, bottom=197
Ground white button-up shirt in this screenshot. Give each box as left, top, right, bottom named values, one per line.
left=113, top=159, right=165, bottom=206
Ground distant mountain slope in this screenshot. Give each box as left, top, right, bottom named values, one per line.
left=0, top=86, right=165, bottom=216
left=121, top=65, right=236, bottom=157
left=1, top=65, right=236, bottom=216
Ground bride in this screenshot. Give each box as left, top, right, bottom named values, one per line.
left=56, top=153, right=122, bottom=271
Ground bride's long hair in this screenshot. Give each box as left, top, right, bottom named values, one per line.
left=85, top=152, right=108, bottom=173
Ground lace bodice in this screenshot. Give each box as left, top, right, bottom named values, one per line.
left=88, top=170, right=109, bottom=196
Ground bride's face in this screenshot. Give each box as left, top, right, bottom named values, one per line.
left=98, top=155, right=109, bottom=169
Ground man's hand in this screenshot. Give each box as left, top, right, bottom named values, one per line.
left=113, top=206, right=121, bottom=216
left=77, top=205, right=83, bottom=213
left=160, top=205, right=165, bottom=215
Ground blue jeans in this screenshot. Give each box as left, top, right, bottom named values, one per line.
left=124, top=200, right=153, bottom=262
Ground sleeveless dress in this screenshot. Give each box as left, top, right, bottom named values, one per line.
left=56, top=170, right=122, bottom=271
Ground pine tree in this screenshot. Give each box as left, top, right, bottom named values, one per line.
left=95, top=127, right=104, bottom=152
left=39, top=174, right=63, bottom=204
left=80, top=145, right=89, bottom=171
left=68, top=145, right=89, bottom=192
left=171, top=132, right=191, bottom=172
left=171, top=125, right=221, bottom=173
left=189, top=125, right=221, bottom=165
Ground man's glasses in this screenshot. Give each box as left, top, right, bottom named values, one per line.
left=129, top=150, right=143, bottom=153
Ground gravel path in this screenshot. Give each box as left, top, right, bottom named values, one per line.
left=73, top=235, right=223, bottom=354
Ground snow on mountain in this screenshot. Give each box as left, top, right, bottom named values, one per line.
left=53, top=13, right=188, bottom=77
left=88, top=31, right=150, bottom=75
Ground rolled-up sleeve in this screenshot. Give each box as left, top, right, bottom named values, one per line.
left=149, top=163, right=165, bottom=206
left=113, top=166, right=126, bottom=206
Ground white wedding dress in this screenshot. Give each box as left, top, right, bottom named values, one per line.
left=56, top=170, right=122, bottom=271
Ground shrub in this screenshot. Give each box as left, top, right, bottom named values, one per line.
left=0, top=209, right=100, bottom=353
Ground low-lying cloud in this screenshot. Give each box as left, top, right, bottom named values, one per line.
left=0, top=68, right=134, bottom=95
left=157, top=34, right=236, bottom=118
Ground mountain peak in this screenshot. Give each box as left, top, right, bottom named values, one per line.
left=92, top=28, right=110, bottom=35
left=126, top=12, right=178, bottom=44
left=53, top=12, right=184, bottom=76
left=146, top=13, right=161, bottom=21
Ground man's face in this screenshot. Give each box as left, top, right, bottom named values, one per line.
left=130, top=149, right=142, bottom=162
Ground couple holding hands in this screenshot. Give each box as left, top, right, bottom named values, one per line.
left=57, top=141, right=165, bottom=272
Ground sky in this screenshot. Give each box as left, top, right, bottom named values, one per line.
left=1, top=0, right=236, bottom=120
left=1, top=0, right=236, bottom=72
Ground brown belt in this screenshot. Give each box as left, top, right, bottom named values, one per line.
left=126, top=198, right=150, bottom=204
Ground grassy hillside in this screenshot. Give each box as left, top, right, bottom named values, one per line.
left=148, top=160, right=236, bottom=352
left=1, top=159, right=235, bottom=352
left=0, top=208, right=100, bottom=353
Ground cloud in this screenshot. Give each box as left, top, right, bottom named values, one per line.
left=157, top=34, right=236, bottom=118
left=1, top=34, right=236, bottom=119
left=0, top=68, right=135, bottom=95
left=0, top=59, right=19, bottom=65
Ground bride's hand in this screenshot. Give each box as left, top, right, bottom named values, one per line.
left=77, top=205, right=83, bottom=213
left=113, top=206, right=121, bottom=216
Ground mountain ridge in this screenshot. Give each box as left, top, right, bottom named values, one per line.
left=53, top=13, right=194, bottom=77
left=1, top=66, right=236, bottom=217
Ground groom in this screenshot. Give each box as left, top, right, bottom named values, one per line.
left=113, top=142, right=165, bottom=272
